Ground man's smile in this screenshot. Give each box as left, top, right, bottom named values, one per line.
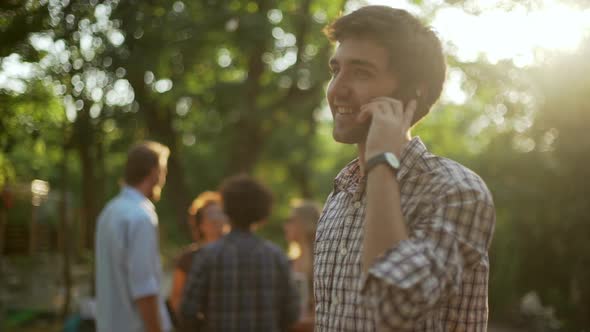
left=335, top=106, right=355, bottom=115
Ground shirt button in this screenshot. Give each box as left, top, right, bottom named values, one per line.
left=340, top=247, right=348, bottom=256
left=353, top=201, right=361, bottom=209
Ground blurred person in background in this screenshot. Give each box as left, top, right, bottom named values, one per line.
left=284, top=200, right=321, bottom=332
left=168, top=191, right=228, bottom=316
left=179, top=174, right=300, bottom=331
left=95, top=141, right=171, bottom=332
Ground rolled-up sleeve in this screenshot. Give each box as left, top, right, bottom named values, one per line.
left=127, top=218, right=159, bottom=299
left=361, top=182, right=495, bottom=329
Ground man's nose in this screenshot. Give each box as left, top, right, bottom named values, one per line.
left=329, top=74, right=350, bottom=98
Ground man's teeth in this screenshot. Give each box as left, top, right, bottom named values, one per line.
left=337, top=107, right=353, bottom=114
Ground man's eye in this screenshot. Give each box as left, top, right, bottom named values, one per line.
left=355, top=69, right=371, bottom=79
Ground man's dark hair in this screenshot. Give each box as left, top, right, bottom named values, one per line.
left=324, top=5, right=446, bottom=124
left=219, top=174, right=273, bottom=230
left=124, top=141, right=169, bottom=186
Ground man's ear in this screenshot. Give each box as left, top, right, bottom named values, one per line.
left=148, top=166, right=160, bottom=184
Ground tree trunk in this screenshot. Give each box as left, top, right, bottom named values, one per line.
left=76, top=111, right=98, bottom=251
left=74, top=108, right=98, bottom=295
left=59, top=128, right=72, bottom=319
left=227, top=120, right=265, bottom=175
left=226, top=0, right=270, bottom=175
left=0, top=204, right=5, bottom=256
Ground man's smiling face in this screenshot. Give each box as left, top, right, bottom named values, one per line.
left=327, top=37, right=398, bottom=144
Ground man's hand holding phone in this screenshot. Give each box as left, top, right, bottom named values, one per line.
left=357, top=97, right=417, bottom=162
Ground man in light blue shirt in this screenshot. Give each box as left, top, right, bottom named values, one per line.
left=95, top=141, right=172, bottom=332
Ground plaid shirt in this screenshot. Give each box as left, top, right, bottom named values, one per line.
left=314, top=137, right=495, bottom=331
left=180, top=229, right=300, bottom=331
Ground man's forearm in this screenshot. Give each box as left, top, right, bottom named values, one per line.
left=362, top=165, right=408, bottom=274
left=135, top=294, right=162, bottom=332
left=170, top=269, right=187, bottom=315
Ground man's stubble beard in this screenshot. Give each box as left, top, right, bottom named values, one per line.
left=333, top=120, right=370, bottom=145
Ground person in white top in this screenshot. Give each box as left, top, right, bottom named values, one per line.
left=95, top=141, right=172, bottom=332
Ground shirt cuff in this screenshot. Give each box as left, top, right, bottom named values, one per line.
left=360, top=239, right=448, bottom=326
left=130, top=276, right=159, bottom=299
left=362, top=239, right=440, bottom=291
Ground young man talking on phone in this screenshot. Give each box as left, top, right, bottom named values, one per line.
left=314, top=6, right=496, bottom=331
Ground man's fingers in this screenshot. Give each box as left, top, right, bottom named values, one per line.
left=371, top=97, right=403, bottom=114
left=358, top=102, right=390, bottom=123
left=357, top=106, right=374, bottom=123
left=404, top=99, right=417, bottom=128
left=359, top=97, right=411, bottom=124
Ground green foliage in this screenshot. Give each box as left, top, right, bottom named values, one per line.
left=472, top=40, right=590, bottom=329
left=0, top=81, right=65, bottom=185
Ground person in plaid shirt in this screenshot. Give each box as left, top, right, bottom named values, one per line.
left=314, top=5, right=496, bottom=331
left=179, top=175, right=300, bottom=331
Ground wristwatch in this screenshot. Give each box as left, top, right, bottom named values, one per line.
left=366, top=152, right=400, bottom=174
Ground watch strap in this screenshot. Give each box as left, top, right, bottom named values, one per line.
left=366, top=152, right=400, bottom=174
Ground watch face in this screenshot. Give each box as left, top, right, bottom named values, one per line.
left=385, top=153, right=400, bottom=169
